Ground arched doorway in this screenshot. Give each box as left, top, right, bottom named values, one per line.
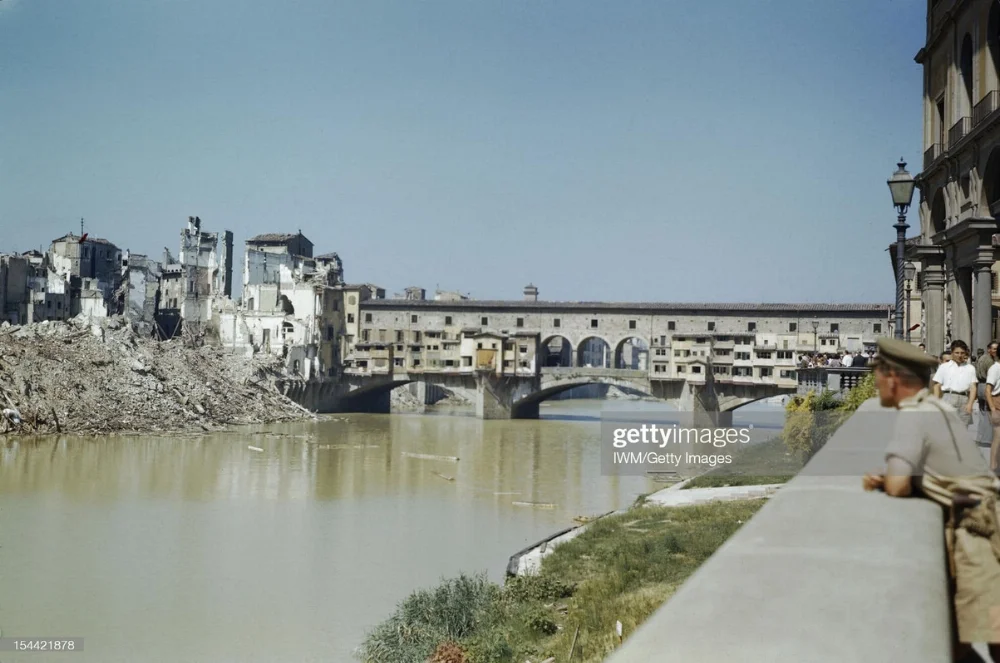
left=576, top=337, right=611, bottom=368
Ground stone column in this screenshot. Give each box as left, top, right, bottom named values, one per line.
left=953, top=268, right=973, bottom=345
left=922, top=263, right=946, bottom=356
left=975, top=260, right=994, bottom=351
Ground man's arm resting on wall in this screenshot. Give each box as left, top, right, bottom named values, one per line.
left=862, top=456, right=914, bottom=497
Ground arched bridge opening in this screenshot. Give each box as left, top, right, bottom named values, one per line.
left=576, top=337, right=611, bottom=368
left=541, top=335, right=574, bottom=367
left=614, top=336, right=649, bottom=370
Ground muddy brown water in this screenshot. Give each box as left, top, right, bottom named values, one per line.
left=0, top=399, right=782, bottom=662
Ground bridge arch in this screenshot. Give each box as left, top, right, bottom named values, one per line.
left=513, top=374, right=655, bottom=416
left=540, top=335, right=574, bottom=367
left=576, top=336, right=612, bottom=368
left=613, top=336, right=649, bottom=370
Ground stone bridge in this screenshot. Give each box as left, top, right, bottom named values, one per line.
left=333, top=362, right=800, bottom=421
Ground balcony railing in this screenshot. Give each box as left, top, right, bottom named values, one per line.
left=975, top=91, right=998, bottom=127
left=949, top=117, right=971, bottom=148
left=797, top=367, right=871, bottom=394
left=923, top=143, right=942, bottom=170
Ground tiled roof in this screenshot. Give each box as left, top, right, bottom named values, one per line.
left=315, top=253, right=340, bottom=260
left=361, top=299, right=892, bottom=313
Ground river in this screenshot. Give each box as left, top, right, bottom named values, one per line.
left=0, top=398, right=785, bottom=663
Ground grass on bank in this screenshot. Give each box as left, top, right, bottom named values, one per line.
left=683, top=373, right=878, bottom=490
left=356, top=499, right=766, bottom=663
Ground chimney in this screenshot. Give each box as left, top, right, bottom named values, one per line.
left=523, top=283, right=538, bottom=302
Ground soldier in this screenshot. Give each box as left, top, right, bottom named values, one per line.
left=863, top=337, right=1000, bottom=661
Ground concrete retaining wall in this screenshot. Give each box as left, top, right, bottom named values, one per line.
left=605, top=398, right=953, bottom=662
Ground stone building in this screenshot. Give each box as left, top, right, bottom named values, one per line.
left=0, top=254, right=29, bottom=324
left=221, top=232, right=344, bottom=378
left=49, top=232, right=121, bottom=317
left=343, top=290, right=889, bottom=391
left=155, top=217, right=233, bottom=337
left=910, top=0, right=1000, bottom=354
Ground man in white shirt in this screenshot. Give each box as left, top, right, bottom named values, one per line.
left=932, top=340, right=978, bottom=427
left=986, top=358, right=1000, bottom=472
left=842, top=351, right=853, bottom=368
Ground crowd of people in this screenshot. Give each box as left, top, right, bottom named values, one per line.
left=927, top=339, right=1000, bottom=474
left=799, top=350, right=877, bottom=368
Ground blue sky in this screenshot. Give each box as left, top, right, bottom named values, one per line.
left=0, top=0, right=925, bottom=303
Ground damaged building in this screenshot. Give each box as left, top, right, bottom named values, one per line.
left=49, top=233, right=122, bottom=318
left=219, top=232, right=347, bottom=379
left=156, top=216, right=234, bottom=338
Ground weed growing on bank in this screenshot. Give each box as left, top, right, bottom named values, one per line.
left=355, top=499, right=765, bottom=663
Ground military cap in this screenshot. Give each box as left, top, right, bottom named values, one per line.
left=875, top=337, right=938, bottom=379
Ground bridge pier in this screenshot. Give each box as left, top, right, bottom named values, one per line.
left=476, top=372, right=541, bottom=419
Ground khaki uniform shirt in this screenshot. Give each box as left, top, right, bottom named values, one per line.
left=884, top=389, right=989, bottom=480
left=884, top=388, right=1000, bottom=644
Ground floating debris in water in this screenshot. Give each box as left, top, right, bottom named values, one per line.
left=247, top=445, right=264, bottom=452
left=402, top=452, right=459, bottom=462
left=432, top=472, right=455, bottom=482
left=512, top=501, right=556, bottom=509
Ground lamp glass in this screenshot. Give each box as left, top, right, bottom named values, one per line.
left=887, top=159, right=916, bottom=209
left=904, top=262, right=916, bottom=282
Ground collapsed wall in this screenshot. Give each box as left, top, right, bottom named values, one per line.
left=0, top=316, right=310, bottom=435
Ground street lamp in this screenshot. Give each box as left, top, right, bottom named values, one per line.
left=811, top=320, right=819, bottom=354
left=888, top=159, right=916, bottom=340
left=904, top=261, right=916, bottom=343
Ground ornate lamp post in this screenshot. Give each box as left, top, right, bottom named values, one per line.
left=904, top=262, right=916, bottom=343
left=887, top=159, right=916, bottom=340
left=811, top=320, right=819, bottom=354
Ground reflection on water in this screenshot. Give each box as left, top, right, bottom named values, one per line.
left=0, top=398, right=785, bottom=663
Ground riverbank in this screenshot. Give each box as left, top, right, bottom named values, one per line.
left=357, top=498, right=765, bottom=663
left=0, top=316, right=310, bottom=435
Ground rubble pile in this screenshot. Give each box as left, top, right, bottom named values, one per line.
left=0, top=316, right=310, bottom=435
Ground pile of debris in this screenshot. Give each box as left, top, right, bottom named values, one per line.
left=0, top=316, right=311, bottom=435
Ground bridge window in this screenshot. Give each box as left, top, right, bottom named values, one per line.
left=677, top=366, right=686, bottom=373
left=874, top=323, right=881, bottom=333
left=411, top=315, right=418, bottom=323
left=780, top=369, right=795, bottom=379
left=789, top=322, right=797, bottom=332
left=347, top=313, right=354, bottom=323
left=519, top=345, right=527, bottom=353
left=629, top=320, right=636, bottom=329
left=394, top=358, right=404, bottom=367
left=591, top=319, right=598, bottom=328
left=692, top=365, right=701, bottom=374
left=517, top=318, right=524, bottom=327
left=463, top=357, right=472, bottom=367
left=667, top=322, right=675, bottom=331
left=396, top=331, right=404, bottom=342
left=445, top=316, right=452, bottom=325
left=481, top=316, right=488, bottom=325
left=660, top=335, right=666, bottom=345
left=747, top=322, right=756, bottom=331
left=477, top=343, right=483, bottom=349
left=365, top=313, right=372, bottom=322
left=760, top=367, right=773, bottom=378
left=553, top=318, right=560, bottom=327
left=830, top=323, right=839, bottom=333
left=707, top=322, right=715, bottom=331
